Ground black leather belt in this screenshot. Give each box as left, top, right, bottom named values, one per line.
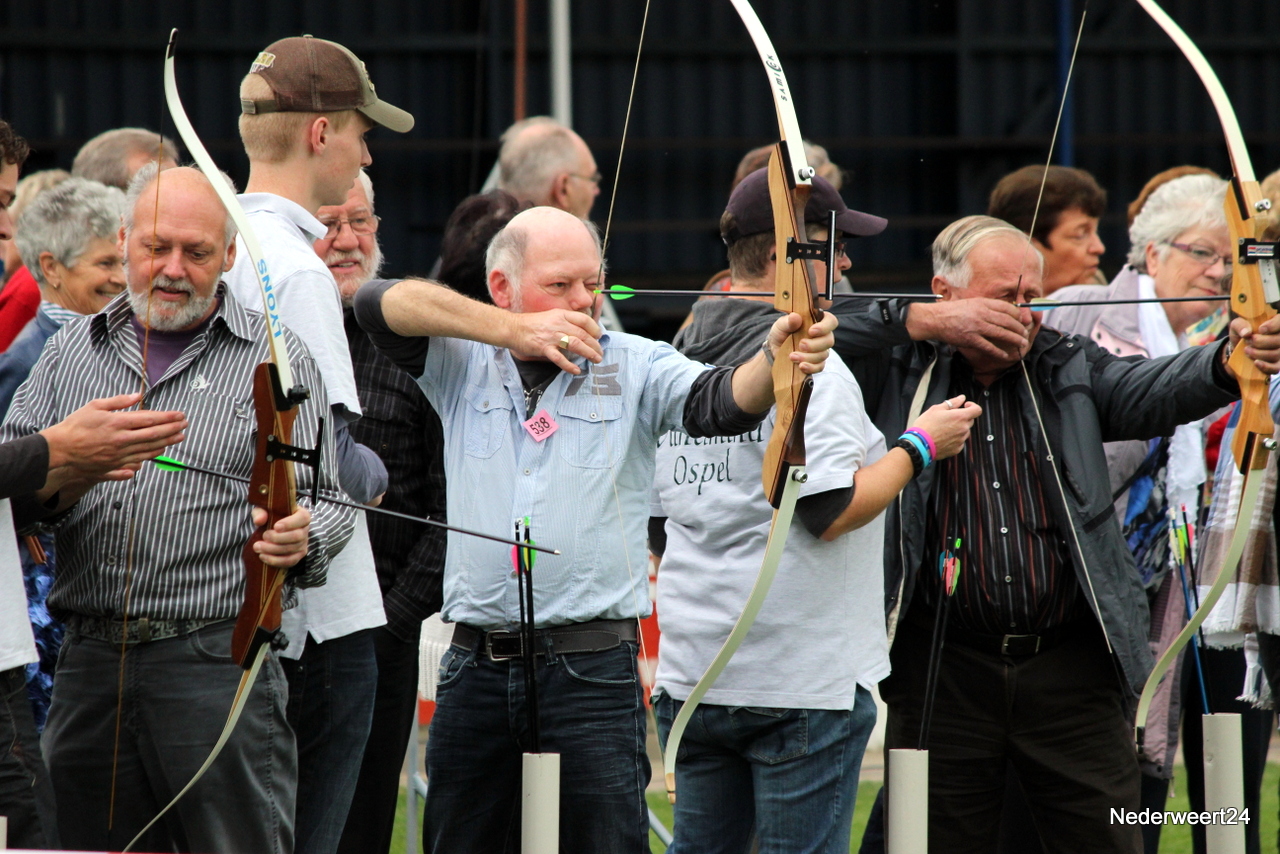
left=452, top=619, right=638, bottom=661
left=69, top=614, right=230, bottom=646
left=944, top=618, right=1077, bottom=658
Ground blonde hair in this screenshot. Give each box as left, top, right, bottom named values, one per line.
left=11, top=169, right=70, bottom=223
left=237, top=73, right=356, bottom=163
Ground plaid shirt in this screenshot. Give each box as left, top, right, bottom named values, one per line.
left=344, top=303, right=446, bottom=639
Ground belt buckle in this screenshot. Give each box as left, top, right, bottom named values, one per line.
left=136, top=617, right=152, bottom=644
left=1000, top=634, right=1040, bottom=656
left=485, top=632, right=523, bottom=661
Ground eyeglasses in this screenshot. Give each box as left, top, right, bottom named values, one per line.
left=568, top=172, right=603, bottom=186
left=1166, top=241, right=1232, bottom=271
left=317, top=213, right=381, bottom=239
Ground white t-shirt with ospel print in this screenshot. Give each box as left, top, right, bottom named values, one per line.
left=651, top=352, right=890, bottom=710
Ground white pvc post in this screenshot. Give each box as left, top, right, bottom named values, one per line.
left=1, top=814, right=7, bottom=849
left=549, top=0, right=572, bottom=128
left=1202, top=713, right=1246, bottom=854
left=521, top=752, right=560, bottom=854
left=887, top=748, right=928, bottom=854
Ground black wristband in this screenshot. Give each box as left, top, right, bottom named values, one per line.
left=893, top=437, right=926, bottom=478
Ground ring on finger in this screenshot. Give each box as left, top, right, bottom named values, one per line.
left=558, top=335, right=572, bottom=350
left=945, top=400, right=955, bottom=409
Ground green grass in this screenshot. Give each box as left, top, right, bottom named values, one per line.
left=389, top=763, right=1280, bottom=853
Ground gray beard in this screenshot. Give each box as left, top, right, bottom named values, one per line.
left=127, top=273, right=217, bottom=331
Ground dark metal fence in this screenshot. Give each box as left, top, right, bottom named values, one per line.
left=2, top=0, right=1277, bottom=339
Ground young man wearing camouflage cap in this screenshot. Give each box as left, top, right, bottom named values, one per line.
left=226, top=35, right=413, bottom=854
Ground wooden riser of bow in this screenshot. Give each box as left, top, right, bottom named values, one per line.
left=232, top=361, right=300, bottom=666
left=762, top=146, right=816, bottom=506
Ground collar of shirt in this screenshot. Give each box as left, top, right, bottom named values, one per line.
left=38, top=300, right=85, bottom=328
left=91, top=283, right=258, bottom=348
left=236, top=192, right=327, bottom=243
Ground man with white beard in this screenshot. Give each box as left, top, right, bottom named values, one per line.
left=315, top=172, right=449, bottom=854
left=0, top=164, right=354, bottom=852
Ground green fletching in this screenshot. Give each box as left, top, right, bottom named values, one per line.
left=152, top=456, right=187, bottom=472
left=598, top=285, right=635, bottom=300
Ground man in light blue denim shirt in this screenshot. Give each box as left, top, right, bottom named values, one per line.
left=354, top=206, right=837, bottom=853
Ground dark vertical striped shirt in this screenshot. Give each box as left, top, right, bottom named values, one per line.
left=0, top=287, right=356, bottom=621
left=920, top=357, right=1078, bottom=634
left=344, top=302, right=447, bottom=639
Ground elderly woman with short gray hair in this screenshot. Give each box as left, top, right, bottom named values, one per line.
left=1039, top=172, right=1231, bottom=847
left=0, top=177, right=125, bottom=416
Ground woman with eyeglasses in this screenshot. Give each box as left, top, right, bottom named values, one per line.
left=1039, top=173, right=1260, bottom=854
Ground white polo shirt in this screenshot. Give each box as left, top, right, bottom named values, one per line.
left=0, top=501, right=37, bottom=672
left=227, top=193, right=384, bottom=653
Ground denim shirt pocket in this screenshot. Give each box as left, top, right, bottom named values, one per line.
left=556, top=394, right=625, bottom=469
left=463, top=383, right=513, bottom=459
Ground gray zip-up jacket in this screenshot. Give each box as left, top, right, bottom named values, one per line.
left=831, top=300, right=1239, bottom=696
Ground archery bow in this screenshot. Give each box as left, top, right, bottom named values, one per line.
left=165, top=30, right=310, bottom=672
left=659, top=0, right=823, bottom=802
left=1132, top=0, right=1280, bottom=747
left=120, top=30, right=316, bottom=850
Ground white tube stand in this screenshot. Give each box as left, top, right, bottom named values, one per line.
left=1, top=813, right=7, bottom=849
left=887, top=748, right=928, bottom=854
left=521, top=752, right=560, bottom=854
left=1202, top=713, right=1246, bottom=854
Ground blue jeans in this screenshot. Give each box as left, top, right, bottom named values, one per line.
left=282, top=629, right=378, bottom=854
left=654, top=685, right=876, bottom=854
left=425, top=640, right=649, bottom=853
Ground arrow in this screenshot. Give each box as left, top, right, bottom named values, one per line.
left=150, top=456, right=561, bottom=555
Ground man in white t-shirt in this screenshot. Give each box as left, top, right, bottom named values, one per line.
left=650, top=170, right=981, bottom=853
left=226, top=35, right=414, bottom=854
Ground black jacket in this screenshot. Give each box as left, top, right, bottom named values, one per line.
left=832, top=300, right=1238, bottom=695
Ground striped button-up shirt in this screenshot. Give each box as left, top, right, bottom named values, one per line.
left=920, top=357, right=1078, bottom=634
left=0, top=287, right=356, bottom=621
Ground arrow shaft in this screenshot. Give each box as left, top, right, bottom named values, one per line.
left=602, top=289, right=940, bottom=301
left=1026, top=295, right=1229, bottom=309
left=155, top=459, right=561, bottom=555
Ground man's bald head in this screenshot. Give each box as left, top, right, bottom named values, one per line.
left=485, top=206, right=604, bottom=314
left=124, top=163, right=238, bottom=250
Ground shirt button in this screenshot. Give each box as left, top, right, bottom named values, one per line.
left=523, top=468, right=532, bottom=475
left=987, top=434, right=994, bottom=442
left=983, top=390, right=990, bottom=398
left=1005, top=575, right=1012, bottom=583
left=1000, top=526, right=1008, bottom=534
left=106, top=555, right=116, bottom=565
left=589, top=413, right=598, bottom=420
left=993, top=481, right=1000, bottom=489
left=112, top=501, right=123, bottom=510
left=482, top=401, right=489, bottom=409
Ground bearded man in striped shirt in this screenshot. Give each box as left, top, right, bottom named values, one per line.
left=0, top=164, right=355, bottom=853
